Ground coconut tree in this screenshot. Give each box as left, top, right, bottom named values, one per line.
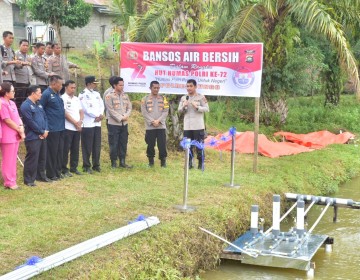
left=131, top=0, right=214, bottom=147
left=214, top=0, right=360, bottom=124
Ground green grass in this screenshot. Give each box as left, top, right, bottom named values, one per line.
left=1, top=104, right=360, bottom=279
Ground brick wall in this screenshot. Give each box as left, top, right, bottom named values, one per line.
left=60, top=9, right=116, bottom=50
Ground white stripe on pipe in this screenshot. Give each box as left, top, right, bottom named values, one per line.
left=0, top=216, right=160, bottom=280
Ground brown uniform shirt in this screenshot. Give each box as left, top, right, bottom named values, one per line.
left=178, top=93, right=209, bottom=130
left=47, top=54, right=77, bottom=81
left=105, top=90, right=132, bottom=126
left=141, top=94, right=169, bottom=130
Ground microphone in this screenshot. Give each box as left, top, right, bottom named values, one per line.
left=185, top=96, right=189, bottom=110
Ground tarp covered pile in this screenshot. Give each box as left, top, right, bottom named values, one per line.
left=205, top=130, right=355, bottom=158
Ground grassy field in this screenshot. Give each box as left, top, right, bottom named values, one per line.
left=1, top=95, right=360, bottom=279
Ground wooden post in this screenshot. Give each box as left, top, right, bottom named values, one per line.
left=253, top=97, right=260, bottom=172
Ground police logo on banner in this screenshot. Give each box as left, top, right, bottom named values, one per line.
left=232, top=67, right=255, bottom=89
left=127, top=50, right=138, bottom=60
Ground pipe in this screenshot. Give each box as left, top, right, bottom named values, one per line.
left=199, top=227, right=258, bottom=258
left=264, top=201, right=297, bottom=235
left=285, top=193, right=357, bottom=209
left=0, top=217, right=160, bottom=280
left=250, top=205, right=259, bottom=234
left=272, top=195, right=281, bottom=237
left=296, top=200, right=305, bottom=237
left=308, top=201, right=332, bottom=234
left=182, top=139, right=191, bottom=209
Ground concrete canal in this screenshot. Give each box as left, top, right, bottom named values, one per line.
left=201, top=177, right=360, bottom=279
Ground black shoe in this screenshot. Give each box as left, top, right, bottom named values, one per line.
left=71, top=170, right=82, bottom=175
left=37, top=177, right=53, bottom=183
left=25, top=182, right=36, bottom=187
left=120, top=159, right=133, bottom=169
left=83, top=168, right=93, bottom=174
left=93, top=167, right=101, bottom=172
left=50, top=176, right=61, bottom=181
left=111, top=161, right=117, bottom=168
left=160, top=158, right=166, bottom=168
left=63, top=171, right=73, bottom=177
left=148, top=157, right=154, bottom=168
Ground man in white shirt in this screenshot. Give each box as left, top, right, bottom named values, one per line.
left=79, top=76, right=104, bottom=173
left=61, top=80, right=84, bottom=176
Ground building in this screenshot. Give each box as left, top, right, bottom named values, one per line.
left=0, top=0, right=120, bottom=50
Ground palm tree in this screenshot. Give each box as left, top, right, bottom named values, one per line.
left=131, top=0, right=214, bottom=147
left=214, top=0, right=360, bottom=124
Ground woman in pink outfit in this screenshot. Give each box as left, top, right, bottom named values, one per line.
left=0, top=82, right=25, bottom=190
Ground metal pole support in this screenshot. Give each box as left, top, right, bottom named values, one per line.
left=174, top=140, right=196, bottom=212
left=224, top=134, right=240, bottom=188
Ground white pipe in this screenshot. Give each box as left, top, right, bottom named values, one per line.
left=199, top=227, right=258, bottom=258
left=264, top=201, right=297, bottom=235
left=250, top=205, right=259, bottom=234
left=272, top=195, right=281, bottom=237
left=308, top=202, right=331, bottom=233
left=296, top=200, right=305, bottom=237
left=0, top=216, right=160, bottom=280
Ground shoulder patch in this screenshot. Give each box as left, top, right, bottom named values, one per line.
left=202, top=96, right=208, bottom=103
left=105, top=95, right=111, bottom=100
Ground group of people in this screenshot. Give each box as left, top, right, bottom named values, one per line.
left=0, top=31, right=210, bottom=190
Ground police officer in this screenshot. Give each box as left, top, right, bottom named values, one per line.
left=79, top=76, right=104, bottom=173
left=178, top=79, right=209, bottom=169
left=1, top=31, right=20, bottom=85
left=39, top=75, right=65, bottom=181
left=20, top=85, right=50, bottom=186
left=104, top=76, right=132, bottom=168
left=47, top=43, right=78, bottom=94
left=43, top=42, right=53, bottom=60
left=14, top=39, right=32, bottom=110
left=141, top=81, right=169, bottom=167
left=61, top=80, right=84, bottom=176
left=31, top=42, right=54, bottom=92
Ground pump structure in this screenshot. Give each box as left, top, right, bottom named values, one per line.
left=215, top=193, right=360, bottom=275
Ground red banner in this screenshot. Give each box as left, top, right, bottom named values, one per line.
left=120, top=43, right=263, bottom=97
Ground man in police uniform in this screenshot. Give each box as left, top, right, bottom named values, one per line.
left=40, top=75, right=65, bottom=181
left=32, top=42, right=54, bottom=92
left=178, top=79, right=209, bottom=169
left=104, top=76, right=132, bottom=168
left=43, top=42, right=53, bottom=60
left=20, top=85, right=50, bottom=186
left=14, top=39, right=33, bottom=110
left=141, top=81, right=169, bottom=167
left=48, top=43, right=78, bottom=93
left=61, top=80, right=84, bottom=176
left=1, top=31, right=21, bottom=85
left=79, top=76, right=104, bottom=173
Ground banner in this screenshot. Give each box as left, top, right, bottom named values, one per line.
left=120, top=42, right=263, bottom=97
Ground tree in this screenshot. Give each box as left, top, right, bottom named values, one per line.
left=213, top=0, right=360, bottom=124
left=19, top=0, right=92, bottom=46
left=130, top=0, right=214, bottom=148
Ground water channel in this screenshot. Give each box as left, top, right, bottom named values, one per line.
left=201, top=177, right=360, bottom=280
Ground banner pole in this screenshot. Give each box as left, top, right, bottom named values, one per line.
left=224, top=133, right=240, bottom=189
left=174, top=139, right=196, bottom=212
left=253, top=97, right=260, bottom=173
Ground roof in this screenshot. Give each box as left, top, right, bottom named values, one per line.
left=84, top=0, right=117, bottom=15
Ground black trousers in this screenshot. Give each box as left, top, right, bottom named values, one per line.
left=14, top=82, right=29, bottom=111
left=145, top=129, right=167, bottom=159
left=62, top=129, right=81, bottom=173
left=23, top=139, right=47, bottom=184
left=81, top=127, right=101, bottom=169
left=108, top=124, right=128, bottom=161
left=183, top=129, right=205, bottom=160
left=46, top=131, right=64, bottom=178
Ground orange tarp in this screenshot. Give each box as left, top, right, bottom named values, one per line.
left=205, top=130, right=354, bottom=158
left=274, top=130, right=355, bottom=149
